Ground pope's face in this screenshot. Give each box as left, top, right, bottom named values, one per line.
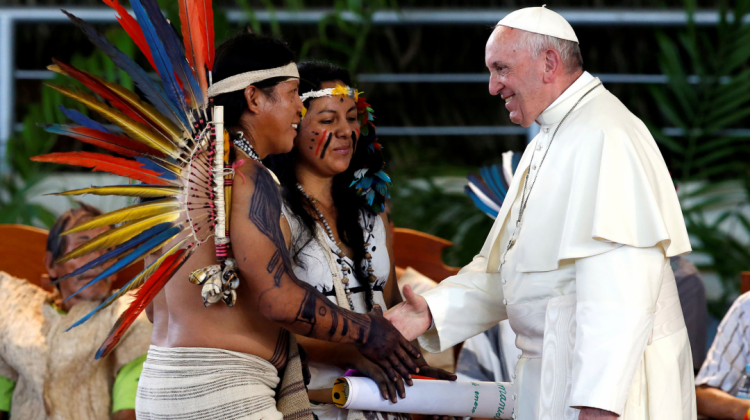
left=485, top=26, right=548, bottom=127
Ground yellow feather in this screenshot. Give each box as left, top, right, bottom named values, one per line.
left=53, top=185, right=183, bottom=198
left=62, top=198, right=182, bottom=235
left=46, top=84, right=181, bottom=159
left=47, top=64, right=66, bottom=76
left=93, top=75, right=187, bottom=147
left=56, top=210, right=183, bottom=264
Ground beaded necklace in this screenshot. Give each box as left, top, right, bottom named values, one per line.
left=233, top=131, right=261, bottom=162
left=296, top=183, right=377, bottom=309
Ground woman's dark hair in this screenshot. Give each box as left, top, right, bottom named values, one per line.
left=265, top=61, right=375, bottom=311
left=211, top=32, right=296, bottom=130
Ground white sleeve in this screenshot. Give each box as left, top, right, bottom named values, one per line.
left=695, top=293, right=750, bottom=394
left=569, top=245, right=664, bottom=415
left=418, top=254, right=507, bottom=353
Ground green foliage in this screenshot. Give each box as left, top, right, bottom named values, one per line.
left=649, top=0, right=750, bottom=315
left=0, top=28, right=136, bottom=228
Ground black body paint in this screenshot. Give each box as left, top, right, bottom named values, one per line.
left=319, top=133, right=333, bottom=159
left=269, top=329, right=290, bottom=369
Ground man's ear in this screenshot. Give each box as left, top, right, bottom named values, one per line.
left=244, top=85, right=264, bottom=115
left=543, top=49, right=562, bottom=83
left=45, top=251, right=60, bottom=279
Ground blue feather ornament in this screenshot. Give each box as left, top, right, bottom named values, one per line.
left=58, top=105, right=111, bottom=133
left=54, top=222, right=174, bottom=284
left=135, top=157, right=178, bottom=181
left=63, top=224, right=183, bottom=304
left=140, top=0, right=203, bottom=108
left=127, top=0, right=188, bottom=119
left=63, top=10, right=189, bottom=131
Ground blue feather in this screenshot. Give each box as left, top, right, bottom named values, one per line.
left=140, top=0, right=204, bottom=107
left=63, top=224, right=182, bottom=304
left=480, top=166, right=505, bottom=200
left=55, top=222, right=173, bottom=284
left=66, top=226, right=182, bottom=332
left=374, top=170, right=391, bottom=183
left=511, top=153, right=522, bottom=175
left=489, top=164, right=509, bottom=196
left=135, top=157, right=178, bottom=180
left=359, top=176, right=373, bottom=189
left=63, top=10, right=189, bottom=130
left=465, top=186, right=500, bottom=219
left=58, top=105, right=111, bottom=133
left=467, top=173, right=500, bottom=204
left=366, top=189, right=375, bottom=205
left=118, top=1, right=187, bottom=119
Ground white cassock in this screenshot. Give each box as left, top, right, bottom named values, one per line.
left=419, top=74, right=697, bottom=420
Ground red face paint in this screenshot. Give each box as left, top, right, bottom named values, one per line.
left=315, top=130, right=328, bottom=156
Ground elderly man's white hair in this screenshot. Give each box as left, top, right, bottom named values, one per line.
left=501, top=27, right=584, bottom=73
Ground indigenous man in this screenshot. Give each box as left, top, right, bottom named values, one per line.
left=386, top=7, right=695, bottom=420
left=0, top=203, right=152, bottom=420
left=138, top=34, right=420, bottom=420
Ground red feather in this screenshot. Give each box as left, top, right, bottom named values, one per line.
left=65, top=126, right=163, bottom=157
left=31, top=152, right=177, bottom=186
left=199, top=0, right=215, bottom=70
left=179, top=0, right=208, bottom=96
left=96, top=249, right=189, bottom=359
left=53, top=59, right=147, bottom=124
left=101, top=0, right=159, bottom=74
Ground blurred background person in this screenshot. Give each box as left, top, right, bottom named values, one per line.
left=0, top=203, right=152, bottom=420
left=695, top=290, right=750, bottom=420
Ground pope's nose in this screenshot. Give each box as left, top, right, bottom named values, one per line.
left=489, top=77, right=504, bottom=96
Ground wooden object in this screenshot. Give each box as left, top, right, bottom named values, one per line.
left=0, top=224, right=142, bottom=292
left=742, top=272, right=750, bottom=295
left=393, top=228, right=460, bottom=283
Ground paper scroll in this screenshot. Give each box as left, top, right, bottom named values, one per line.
left=332, top=377, right=516, bottom=418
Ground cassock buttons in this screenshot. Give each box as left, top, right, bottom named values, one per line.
left=512, top=373, right=516, bottom=379
left=532, top=164, right=537, bottom=170
left=503, top=299, right=508, bottom=305
left=536, top=143, right=542, bottom=151
left=502, top=279, right=507, bottom=285
left=543, top=127, right=549, bottom=133
left=512, top=394, right=517, bottom=401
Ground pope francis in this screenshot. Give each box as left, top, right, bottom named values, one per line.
left=386, top=6, right=696, bottom=420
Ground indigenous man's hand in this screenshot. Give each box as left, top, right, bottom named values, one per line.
left=357, top=305, right=421, bottom=386
left=578, top=407, right=618, bottom=419
left=384, top=285, right=433, bottom=341
left=348, top=355, right=407, bottom=403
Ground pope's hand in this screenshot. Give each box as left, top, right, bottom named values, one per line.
left=384, top=285, right=433, bottom=341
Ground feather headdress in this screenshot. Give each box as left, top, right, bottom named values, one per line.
left=33, top=0, right=249, bottom=359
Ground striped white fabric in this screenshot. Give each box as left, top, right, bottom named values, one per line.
left=696, top=292, right=750, bottom=395
left=136, top=346, right=282, bottom=420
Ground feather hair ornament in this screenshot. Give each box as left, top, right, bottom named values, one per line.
left=34, top=0, right=290, bottom=358
left=464, top=151, right=521, bottom=219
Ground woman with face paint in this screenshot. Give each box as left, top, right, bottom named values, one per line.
left=266, top=62, right=456, bottom=420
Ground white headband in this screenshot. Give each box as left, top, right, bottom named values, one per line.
left=300, top=85, right=358, bottom=103
left=207, top=62, right=299, bottom=98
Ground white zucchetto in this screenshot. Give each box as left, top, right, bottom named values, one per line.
left=497, top=6, right=579, bottom=43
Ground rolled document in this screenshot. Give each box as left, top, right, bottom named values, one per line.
left=332, top=377, right=516, bottom=418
